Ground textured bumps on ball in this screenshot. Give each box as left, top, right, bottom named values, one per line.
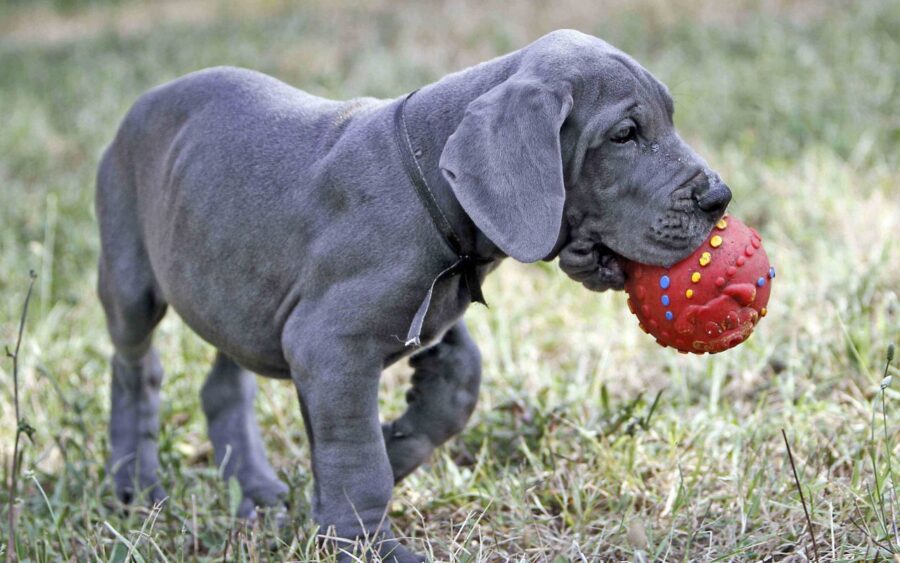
left=623, top=215, right=773, bottom=354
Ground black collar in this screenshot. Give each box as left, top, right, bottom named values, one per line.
left=394, top=91, right=490, bottom=347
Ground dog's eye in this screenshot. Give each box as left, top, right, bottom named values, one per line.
left=610, top=122, right=638, bottom=144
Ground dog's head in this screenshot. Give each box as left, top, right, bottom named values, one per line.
left=439, top=30, right=731, bottom=291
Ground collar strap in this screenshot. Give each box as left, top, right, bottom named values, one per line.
left=393, top=91, right=490, bottom=347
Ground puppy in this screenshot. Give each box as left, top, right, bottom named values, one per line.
left=96, top=29, right=730, bottom=561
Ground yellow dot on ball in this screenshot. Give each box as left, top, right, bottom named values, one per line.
left=699, top=252, right=711, bottom=266
left=691, top=272, right=701, bottom=283
left=710, top=235, right=723, bottom=248
left=685, top=289, right=694, bottom=299
left=760, top=307, right=768, bottom=317
left=716, top=218, right=728, bottom=230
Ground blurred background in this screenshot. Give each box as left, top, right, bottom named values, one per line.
left=1, top=0, right=897, bottom=560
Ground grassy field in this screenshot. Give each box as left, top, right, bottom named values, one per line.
left=1, top=0, right=898, bottom=560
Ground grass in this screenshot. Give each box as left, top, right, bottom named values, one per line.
left=1, top=0, right=898, bottom=560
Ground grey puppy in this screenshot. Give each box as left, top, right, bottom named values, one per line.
left=96, top=30, right=730, bottom=561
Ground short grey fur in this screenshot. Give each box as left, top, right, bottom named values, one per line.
left=96, top=29, right=730, bottom=561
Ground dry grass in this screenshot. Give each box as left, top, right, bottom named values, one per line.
left=1, top=0, right=897, bottom=560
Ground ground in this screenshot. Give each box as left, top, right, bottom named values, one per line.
left=0, top=0, right=898, bottom=561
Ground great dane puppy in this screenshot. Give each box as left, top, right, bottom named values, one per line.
left=96, top=29, right=730, bottom=561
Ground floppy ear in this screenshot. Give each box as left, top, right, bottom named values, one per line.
left=439, top=76, right=574, bottom=263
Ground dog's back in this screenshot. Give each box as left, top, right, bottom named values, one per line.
left=96, top=67, right=387, bottom=375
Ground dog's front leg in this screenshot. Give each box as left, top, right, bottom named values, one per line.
left=383, top=320, right=481, bottom=483
left=284, top=321, right=423, bottom=563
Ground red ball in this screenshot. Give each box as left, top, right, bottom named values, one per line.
left=623, top=215, right=773, bottom=354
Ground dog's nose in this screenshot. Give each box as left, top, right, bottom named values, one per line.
left=693, top=175, right=732, bottom=215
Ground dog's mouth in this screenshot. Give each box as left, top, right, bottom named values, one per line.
left=557, top=240, right=626, bottom=292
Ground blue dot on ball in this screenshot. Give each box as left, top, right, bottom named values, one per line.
left=769, top=266, right=776, bottom=278
left=665, top=311, right=674, bottom=321
left=661, top=295, right=670, bottom=306
left=660, top=275, right=670, bottom=289
left=757, top=277, right=765, bottom=287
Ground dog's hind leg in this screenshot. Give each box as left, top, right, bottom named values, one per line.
left=201, top=352, right=289, bottom=517
left=382, top=321, right=482, bottom=483
left=97, top=149, right=168, bottom=505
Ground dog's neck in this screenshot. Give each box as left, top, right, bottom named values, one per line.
left=398, top=53, right=524, bottom=262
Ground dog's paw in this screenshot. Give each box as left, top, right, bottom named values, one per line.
left=335, top=536, right=425, bottom=563
left=558, top=241, right=626, bottom=292
left=239, top=497, right=291, bottom=529
left=113, top=470, right=167, bottom=508
left=237, top=477, right=291, bottom=520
